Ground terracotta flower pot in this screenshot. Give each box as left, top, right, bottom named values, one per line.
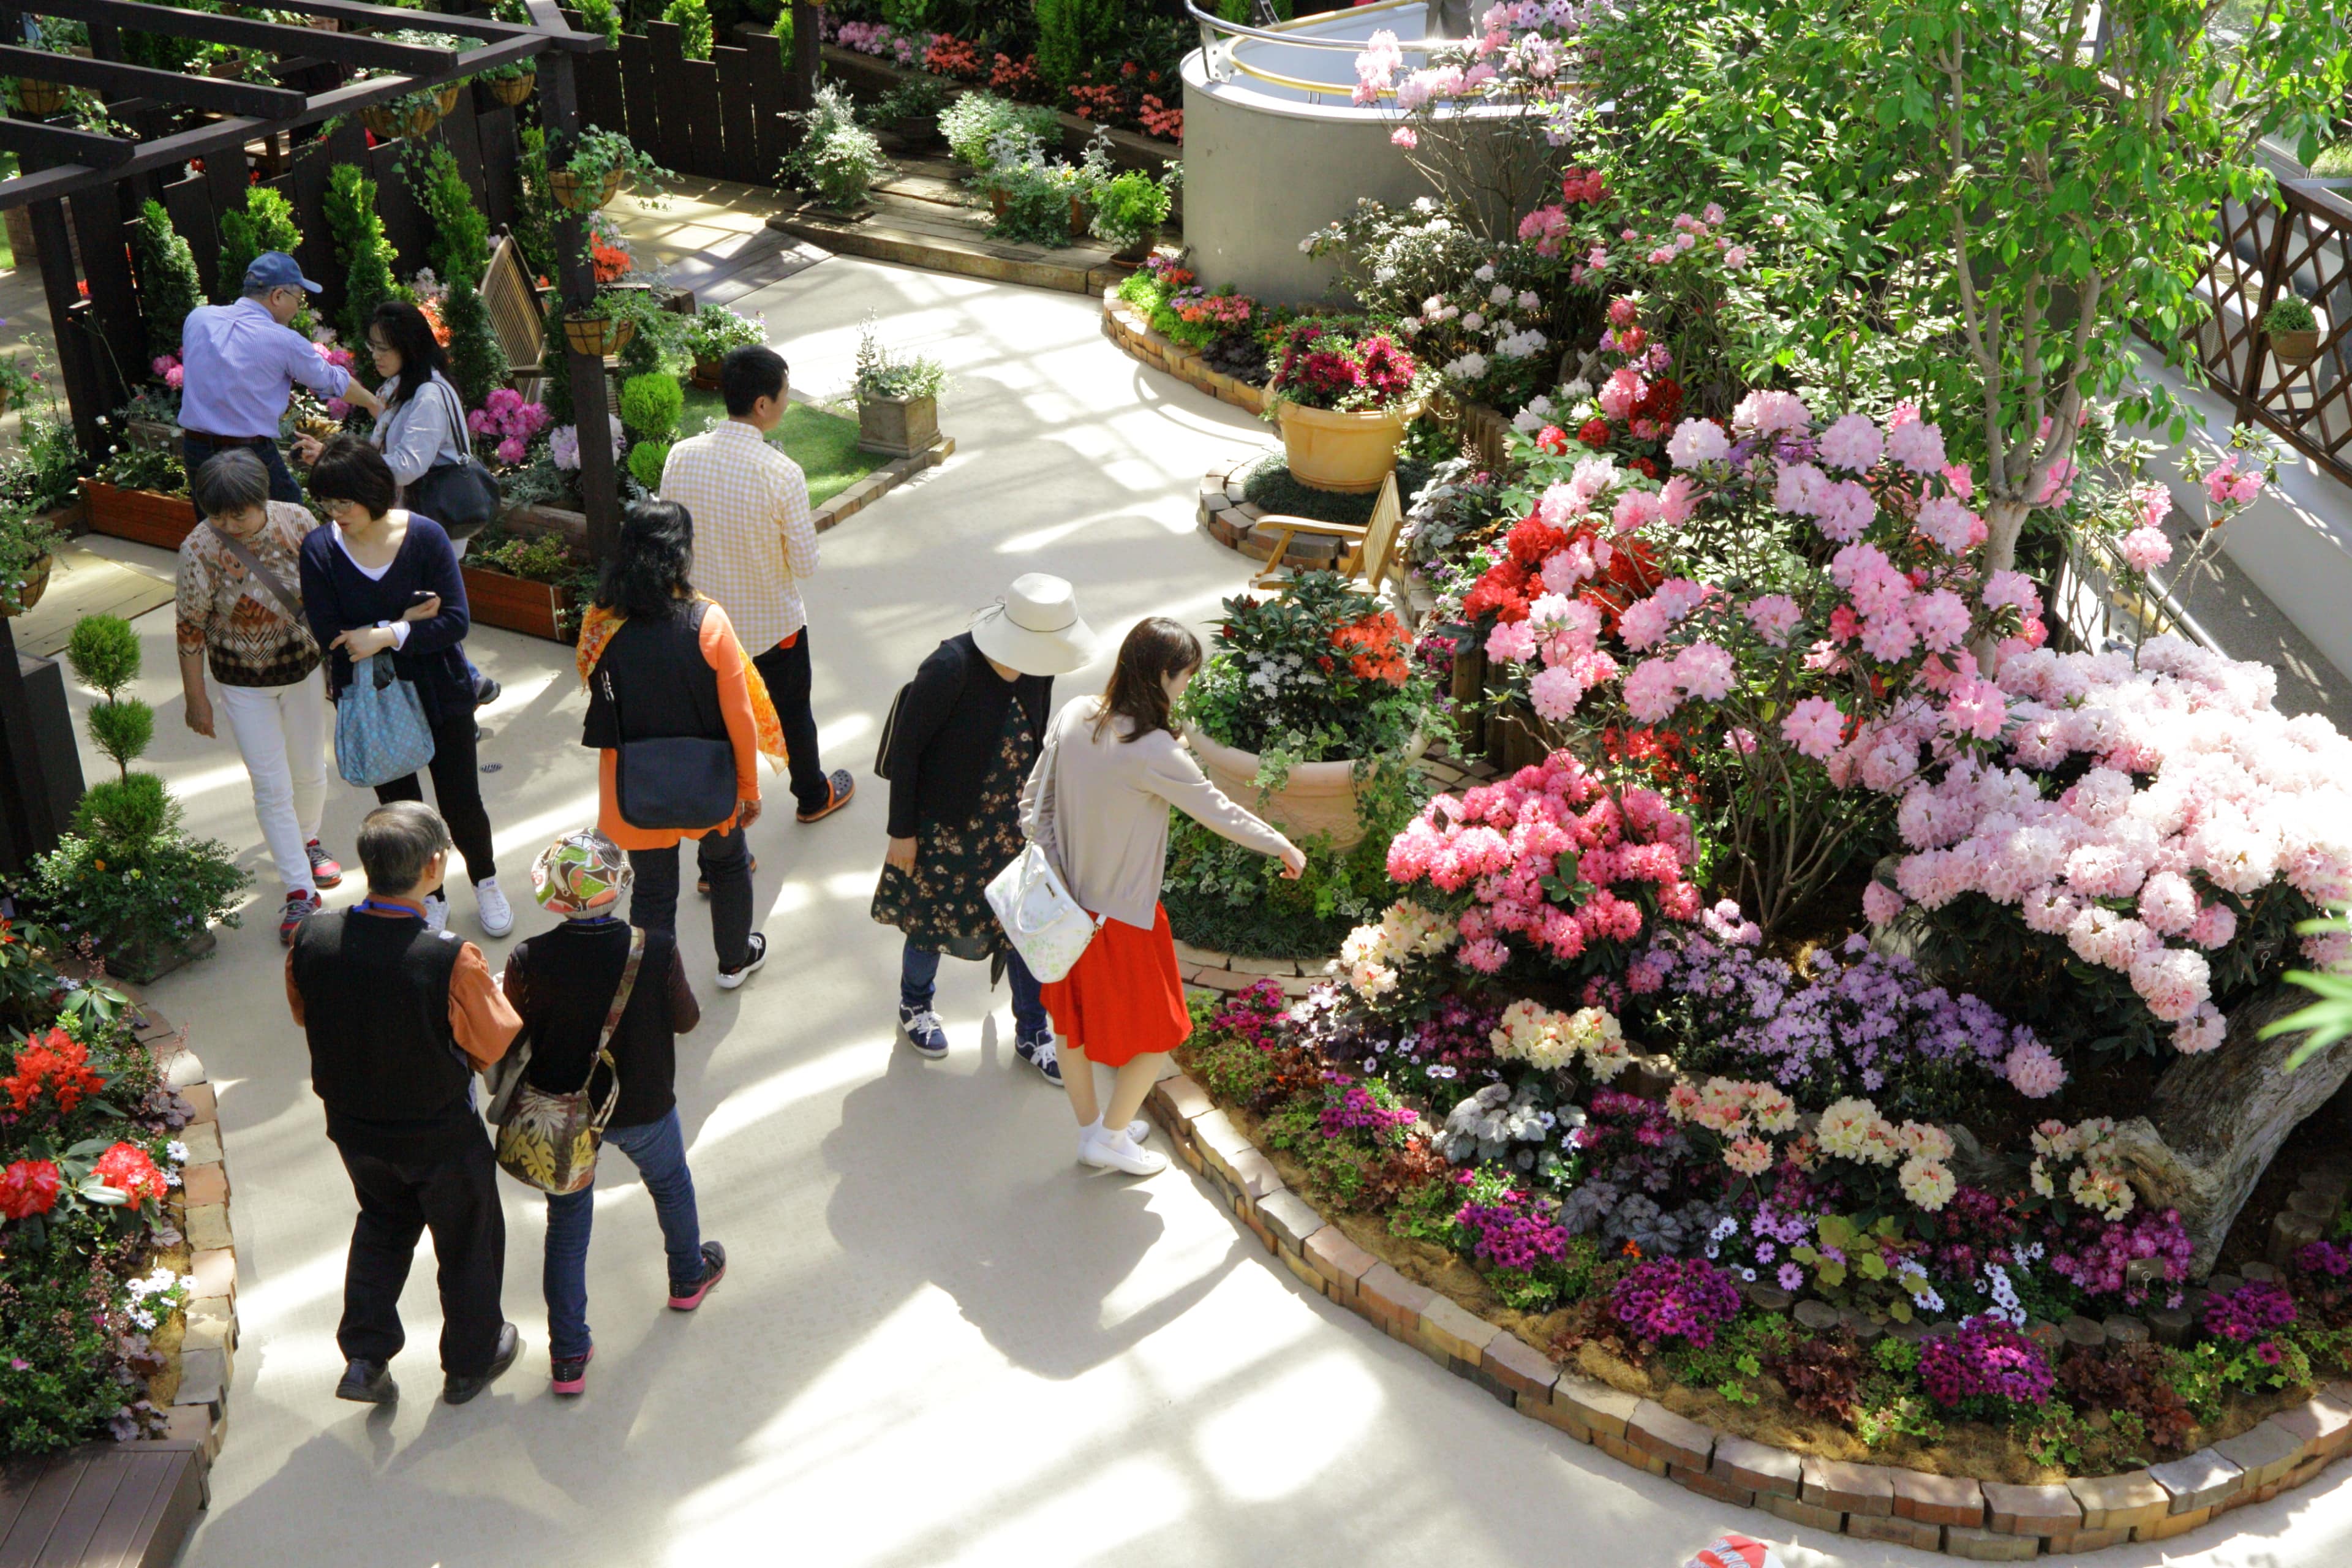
left=13, top=80, right=70, bottom=116
left=1113, top=224, right=1159, bottom=263
left=2269, top=326, right=2322, bottom=366
left=988, top=188, right=1009, bottom=221
left=561, top=312, right=636, bottom=358
left=1276, top=401, right=1413, bottom=495
left=551, top=168, right=627, bottom=213
left=1183, top=725, right=1428, bottom=851
left=690, top=356, right=723, bottom=390
left=488, top=71, right=537, bottom=106
left=3, top=552, right=53, bottom=617
left=1066, top=194, right=1087, bottom=240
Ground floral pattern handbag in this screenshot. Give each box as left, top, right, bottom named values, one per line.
left=492, top=929, right=643, bottom=1195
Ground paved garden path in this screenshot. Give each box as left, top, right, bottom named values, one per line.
left=73, top=244, right=2352, bottom=1567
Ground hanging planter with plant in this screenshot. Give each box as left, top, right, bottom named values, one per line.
left=12, top=78, right=70, bottom=116
left=486, top=66, right=537, bottom=105
left=2264, top=294, right=2323, bottom=367
left=360, top=94, right=443, bottom=140
left=562, top=307, right=637, bottom=358
left=552, top=126, right=674, bottom=213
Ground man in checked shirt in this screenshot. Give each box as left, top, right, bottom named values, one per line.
left=660, top=345, right=857, bottom=849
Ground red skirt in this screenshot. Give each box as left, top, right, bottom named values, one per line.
left=1039, top=903, right=1193, bottom=1067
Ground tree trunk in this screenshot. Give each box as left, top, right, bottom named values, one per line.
left=2105, top=986, right=2350, bottom=1277
left=1981, top=494, right=2030, bottom=581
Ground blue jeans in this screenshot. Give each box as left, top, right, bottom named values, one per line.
left=900, top=940, right=1049, bottom=1040
left=541, top=1109, right=702, bottom=1360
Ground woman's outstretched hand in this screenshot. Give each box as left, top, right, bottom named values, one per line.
left=1278, top=842, right=1306, bottom=880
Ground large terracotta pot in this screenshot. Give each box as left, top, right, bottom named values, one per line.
left=1183, top=725, right=1427, bottom=851
left=1276, top=400, right=1412, bottom=494
left=2269, top=326, right=2321, bottom=366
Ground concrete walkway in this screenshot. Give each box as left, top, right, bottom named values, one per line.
left=48, top=252, right=2352, bottom=1568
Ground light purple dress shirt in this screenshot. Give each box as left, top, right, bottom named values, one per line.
left=177, top=298, right=352, bottom=439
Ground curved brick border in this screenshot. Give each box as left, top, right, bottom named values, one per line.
left=132, top=992, right=236, bottom=1478
left=1102, top=287, right=1270, bottom=418
left=1194, top=456, right=1355, bottom=572
left=1158, top=859, right=2352, bottom=1555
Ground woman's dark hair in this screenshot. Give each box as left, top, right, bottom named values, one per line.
left=307, top=434, right=399, bottom=518
left=191, top=447, right=271, bottom=519
left=368, top=300, right=453, bottom=410
left=594, top=500, right=695, bottom=620
left=1093, top=616, right=1201, bottom=744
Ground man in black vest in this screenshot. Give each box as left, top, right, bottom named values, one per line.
left=287, top=801, right=524, bottom=1406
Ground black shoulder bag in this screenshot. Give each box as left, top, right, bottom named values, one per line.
left=406, top=379, right=502, bottom=541
left=874, top=639, right=970, bottom=781
left=598, top=606, right=742, bottom=831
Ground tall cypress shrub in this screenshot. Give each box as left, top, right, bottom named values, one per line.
left=217, top=187, right=303, bottom=303
left=323, top=165, right=398, bottom=362
left=132, top=202, right=206, bottom=358
left=1033, top=0, right=1123, bottom=90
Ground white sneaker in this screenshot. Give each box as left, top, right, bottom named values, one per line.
left=474, top=876, right=513, bottom=938
left=1084, top=1116, right=1152, bottom=1145
left=423, top=892, right=450, bottom=933
left=717, top=932, right=769, bottom=991
left=1080, top=1126, right=1167, bottom=1177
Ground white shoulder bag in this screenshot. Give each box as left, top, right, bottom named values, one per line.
left=987, top=712, right=1104, bottom=984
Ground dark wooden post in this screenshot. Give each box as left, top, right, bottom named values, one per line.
left=788, top=0, right=818, bottom=114
left=25, top=196, right=104, bottom=455
left=538, top=49, right=621, bottom=560
left=0, top=619, right=64, bottom=874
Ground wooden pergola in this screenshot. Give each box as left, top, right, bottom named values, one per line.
left=0, top=0, right=625, bottom=872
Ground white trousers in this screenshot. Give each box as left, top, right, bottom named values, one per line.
left=215, top=669, right=330, bottom=897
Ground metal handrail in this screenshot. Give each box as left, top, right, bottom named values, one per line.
left=1184, top=0, right=1450, bottom=85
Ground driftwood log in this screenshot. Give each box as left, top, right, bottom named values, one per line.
left=2106, top=986, right=2350, bottom=1277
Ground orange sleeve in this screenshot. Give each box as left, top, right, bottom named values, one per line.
left=285, top=949, right=305, bottom=1027
left=447, top=941, right=524, bottom=1070
left=700, top=604, right=761, bottom=802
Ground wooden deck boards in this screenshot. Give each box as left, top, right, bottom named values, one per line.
left=0, top=1446, right=203, bottom=1568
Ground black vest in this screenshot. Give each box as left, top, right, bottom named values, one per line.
left=290, top=909, right=478, bottom=1156
left=582, top=600, right=725, bottom=750
left=510, top=921, right=682, bottom=1129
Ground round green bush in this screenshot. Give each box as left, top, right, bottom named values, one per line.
left=72, top=774, right=175, bottom=846
left=619, top=372, right=685, bottom=443
left=64, top=614, right=140, bottom=698
left=627, top=439, right=672, bottom=491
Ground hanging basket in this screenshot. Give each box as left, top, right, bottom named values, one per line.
left=562, top=312, right=636, bottom=358
left=13, top=79, right=70, bottom=116
left=2, top=552, right=53, bottom=618
left=360, top=100, right=443, bottom=140
left=434, top=83, right=461, bottom=115
left=2270, top=326, right=2323, bottom=367
left=550, top=168, right=627, bottom=213
left=488, top=70, right=537, bottom=107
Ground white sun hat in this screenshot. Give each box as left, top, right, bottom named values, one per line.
left=970, top=573, right=1095, bottom=677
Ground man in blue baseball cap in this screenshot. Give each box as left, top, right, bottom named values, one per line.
left=179, top=251, right=385, bottom=508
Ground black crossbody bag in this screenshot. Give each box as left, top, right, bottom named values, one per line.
left=598, top=606, right=740, bottom=830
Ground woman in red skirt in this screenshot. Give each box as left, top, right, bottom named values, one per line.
left=1022, top=617, right=1305, bottom=1175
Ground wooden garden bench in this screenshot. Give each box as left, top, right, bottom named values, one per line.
left=1250, top=470, right=1405, bottom=594
left=480, top=232, right=548, bottom=401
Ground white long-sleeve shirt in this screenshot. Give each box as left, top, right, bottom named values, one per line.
left=660, top=420, right=818, bottom=654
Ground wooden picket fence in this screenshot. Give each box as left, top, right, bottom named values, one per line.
left=568, top=17, right=797, bottom=189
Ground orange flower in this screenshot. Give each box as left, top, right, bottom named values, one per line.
left=2, top=1028, right=106, bottom=1115
left=1621, top=1240, right=1643, bottom=1259
left=1332, top=612, right=1409, bottom=685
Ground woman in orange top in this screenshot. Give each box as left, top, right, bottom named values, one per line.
left=576, top=501, right=786, bottom=987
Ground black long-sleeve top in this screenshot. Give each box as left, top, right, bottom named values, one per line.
left=296, top=513, right=476, bottom=729
left=884, top=633, right=1052, bottom=839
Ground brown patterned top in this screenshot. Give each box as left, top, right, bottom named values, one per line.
left=174, top=500, right=321, bottom=688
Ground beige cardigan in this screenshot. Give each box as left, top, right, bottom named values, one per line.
left=1022, top=696, right=1296, bottom=931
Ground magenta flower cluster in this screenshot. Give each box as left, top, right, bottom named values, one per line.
left=1918, top=1317, right=2055, bottom=1411
left=1316, top=1074, right=1415, bottom=1142
left=1210, top=978, right=1293, bottom=1053
left=1455, top=1185, right=1572, bottom=1272
left=2044, top=1207, right=2192, bottom=1306
left=2203, top=1280, right=2298, bottom=1344
left=1609, top=1257, right=1743, bottom=1349
left=2296, top=1240, right=2352, bottom=1279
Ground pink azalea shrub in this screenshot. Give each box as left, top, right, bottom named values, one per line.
left=469, top=386, right=552, bottom=468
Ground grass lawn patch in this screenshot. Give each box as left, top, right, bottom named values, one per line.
left=679, top=388, right=885, bottom=509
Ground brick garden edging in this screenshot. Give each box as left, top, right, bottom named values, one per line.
left=1157, top=750, right=2352, bottom=1555
left=1101, top=287, right=1269, bottom=418
left=1195, top=454, right=1354, bottom=572
left=815, top=435, right=956, bottom=535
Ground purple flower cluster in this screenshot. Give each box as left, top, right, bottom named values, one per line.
left=2045, top=1207, right=2193, bottom=1306
left=1316, top=1074, right=1416, bottom=1142
left=1918, top=1317, right=2056, bottom=1411
left=2295, top=1240, right=2352, bottom=1279
left=2204, top=1280, right=2298, bottom=1343
left=1628, top=931, right=2038, bottom=1119
left=1456, top=1188, right=1572, bottom=1272
left=1610, top=1257, right=1744, bottom=1349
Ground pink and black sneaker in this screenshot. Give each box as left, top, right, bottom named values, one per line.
left=306, top=840, right=344, bottom=890
left=667, top=1241, right=727, bottom=1311
left=550, top=1344, right=594, bottom=1396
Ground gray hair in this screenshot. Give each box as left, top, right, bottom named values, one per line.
left=191, top=448, right=272, bottom=520
left=357, top=802, right=453, bottom=894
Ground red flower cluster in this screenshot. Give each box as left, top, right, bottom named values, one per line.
left=989, top=51, right=1039, bottom=94
left=1578, top=417, right=1611, bottom=447
left=3, top=1028, right=105, bottom=1116
left=1535, top=424, right=1571, bottom=455
left=1269, top=325, right=1419, bottom=412
left=924, top=36, right=982, bottom=78
left=1333, top=611, right=1409, bottom=685
left=590, top=231, right=631, bottom=285
left=1460, top=512, right=1664, bottom=635
left=1561, top=167, right=1608, bottom=205
left=92, top=1142, right=167, bottom=1208
left=0, top=1157, right=61, bottom=1221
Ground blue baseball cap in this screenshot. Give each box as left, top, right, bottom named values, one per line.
left=244, top=251, right=322, bottom=293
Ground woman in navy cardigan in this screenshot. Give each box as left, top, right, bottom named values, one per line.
left=298, top=435, right=510, bottom=937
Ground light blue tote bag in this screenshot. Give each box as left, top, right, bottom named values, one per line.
left=334, top=654, right=437, bottom=787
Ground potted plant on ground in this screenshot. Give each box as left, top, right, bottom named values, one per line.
left=1176, top=571, right=1435, bottom=850
left=981, top=156, right=1088, bottom=244
left=780, top=85, right=890, bottom=212
left=0, top=505, right=62, bottom=617
left=552, top=126, right=673, bottom=212
left=852, top=317, right=946, bottom=458
left=2264, top=294, right=2323, bottom=366
left=81, top=447, right=192, bottom=551
left=1089, top=166, right=1175, bottom=262
left=1265, top=322, right=1423, bottom=494
left=24, top=616, right=244, bottom=983
left=864, top=76, right=954, bottom=152
left=682, top=303, right=766, bottom=389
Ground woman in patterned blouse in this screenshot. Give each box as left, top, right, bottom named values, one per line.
left=175, top=448, right=344, bottom=945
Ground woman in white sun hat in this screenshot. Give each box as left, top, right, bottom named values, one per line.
left=875, top=574, right=1093, bottom=1079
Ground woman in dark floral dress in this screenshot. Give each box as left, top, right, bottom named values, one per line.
left=873, top=575, right=1093, bottom=1082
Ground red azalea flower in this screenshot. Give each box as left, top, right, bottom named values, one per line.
left=1578, top=418, right=1611, bottom=447
left=1534, top=424, right=1570, bottom=455
left=1504, top=514, right=1568, bottom=569
left=92, top=1142, right=168, bottom=1208
left=1630, top=456, right=1659, bottom=480
left=3, top=1028, right=105, bottom=1115
left=0, top=1158, right=61, bottom=1221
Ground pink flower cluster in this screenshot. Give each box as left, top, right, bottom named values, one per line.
left=1384, top=748, right=1701, bottom=978
left=1885, top=635, right=2352, bottom=1051
left=469, top=388, right=552, bottom=467
left=150, top=353, right=184, bottom=391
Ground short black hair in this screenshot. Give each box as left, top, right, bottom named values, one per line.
left=192, top=448, right=272, bottom=520
left=720, top=345, right=788, bottom=417
left=357, top=801, right=451, bottom=894
left=307, top=432, right=399, bottom=518
left=594, top=499, right=694, bottom=620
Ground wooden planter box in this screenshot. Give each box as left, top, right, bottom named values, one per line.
left=109, top=926, right=217, bottom=987
left=856, top=393, right=940, bottom=458
left=83, top=480, right=195, bottom=551
left=462, top=563, right=570, bottom=643
left=497, top=502, right=589, bottom=548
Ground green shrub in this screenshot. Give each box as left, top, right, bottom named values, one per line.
left=627, top=439, right=671, bottom=489
left=577, top=0, right=622, bottom=45
left=72, top=774, right=173, bottom=846
left=772, top=0, right=793, bottom=50
left=2263, top=294, right=2318, bottom=333
left=939, top=92, right=1058, bottom=171
left=410, top=141, right=492, bottom=286
left=67, top=614, right=151, bottom=784
left=663, top=0, right=713, bottom=58
left=513, top=125, right=559, bottom=282
left=216, top=187, right=303, bottom=304
left=325, top=165, right=399, bottom=361
left=1089, top=168, right=1172, bottom=250
left=130, top=202, right=205, bottom=358
left=782, top=85, right=889, bottom=209
left=619, top=371, right=684, bottom=442
left=1034, top=0, right=1123, bottom=90
left=441, top=275, right=510, bottom=409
